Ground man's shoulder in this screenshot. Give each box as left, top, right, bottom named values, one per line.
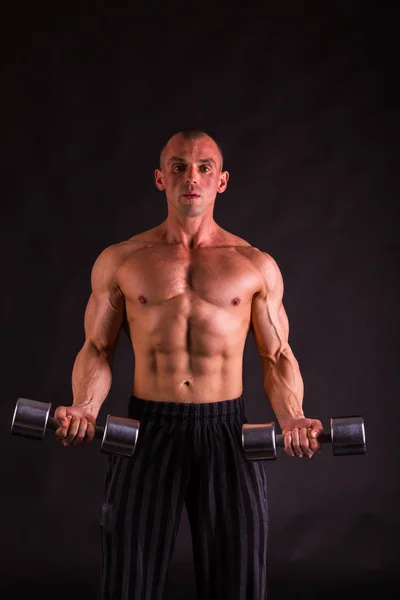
left=234, top=243, right=283, bottom=292
left=96, top=227, right=161, bottom=263
left=218, top=228, right=279, bottom=270
left=232, top=239, right=275, bottom=268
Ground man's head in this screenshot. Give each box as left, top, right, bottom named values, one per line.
left=154, top=129, right=229, bottom=218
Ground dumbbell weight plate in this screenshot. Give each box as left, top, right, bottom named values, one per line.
left=101, top=415, right=140, bottom=456
left=242, top=422, right=277, bottom=461
left=331, top=416, right=366, bottom=456
left=11, top=397, right=51, bottom=440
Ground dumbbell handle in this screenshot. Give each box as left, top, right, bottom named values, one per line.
left=46, top=416, right=105, bottom=439
left=275, top=432, right=332, bottom=446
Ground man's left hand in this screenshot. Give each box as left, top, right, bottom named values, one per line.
left=281, top=418, right=323, bottom=458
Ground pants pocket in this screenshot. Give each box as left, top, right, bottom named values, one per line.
left=100, top=501, right=116, bottom=533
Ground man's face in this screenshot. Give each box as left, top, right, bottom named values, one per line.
left=154, top=135, right=229, bottom=217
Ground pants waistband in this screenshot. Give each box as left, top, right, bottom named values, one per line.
left=128, top=395, right=245, bottom=422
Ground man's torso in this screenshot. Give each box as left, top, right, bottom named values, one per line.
left=111, top=225, right=265, bottom=403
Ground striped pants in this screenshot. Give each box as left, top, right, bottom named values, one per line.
left=98, top=396, right=268, bottom=600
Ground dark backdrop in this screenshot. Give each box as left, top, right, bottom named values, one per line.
left=2, top=3, right=396, bottom=599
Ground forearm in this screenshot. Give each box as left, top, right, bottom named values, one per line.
left=262, top=348, right=305, bottom=427
left=71, top=340, right=113, bottom=417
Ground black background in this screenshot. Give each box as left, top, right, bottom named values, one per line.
left=2, top=2, right=396, bottom=598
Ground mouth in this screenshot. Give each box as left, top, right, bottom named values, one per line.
left=182, top=193, right=200, bottom=199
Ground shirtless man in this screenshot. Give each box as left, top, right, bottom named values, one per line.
left=54, top=129, right=323, bottom=600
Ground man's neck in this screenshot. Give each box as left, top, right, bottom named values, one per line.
left=160, top=215, right=220, bottom=249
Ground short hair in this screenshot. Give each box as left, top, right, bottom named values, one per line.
left=159, top=128, right=224, bottom=169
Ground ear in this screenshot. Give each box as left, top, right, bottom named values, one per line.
left=217, top=170, right=229, bottom=194
left=154, top=168, right=165, bottom=191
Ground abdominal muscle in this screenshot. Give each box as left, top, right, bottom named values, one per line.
left=128, top=317, right=248, bottom=403
left=132, top=351, right=245, bottom=403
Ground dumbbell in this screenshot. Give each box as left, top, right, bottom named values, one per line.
left=11, top=397, right=140, bottom=458
left=242, top=416, right=366, bottom=460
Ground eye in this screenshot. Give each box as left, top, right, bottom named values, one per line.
left=173, top=164, right=186, bottom=172
left=199, top=165, right=211, bottom=172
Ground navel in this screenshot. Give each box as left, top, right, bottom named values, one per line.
left=138, top=295, right=148, bottom=304
left=232, top=297, right=241, bottom=306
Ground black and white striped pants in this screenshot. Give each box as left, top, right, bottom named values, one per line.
left=98, top=396, right=268, bottom=600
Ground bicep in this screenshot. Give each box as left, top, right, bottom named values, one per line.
left=83, top=248, right=125, bottom=352
left=83, top=291, right=124, bottom=352
left=251, top=294, right=289, bottom=361
left=251, top=255, right=289, bottom=360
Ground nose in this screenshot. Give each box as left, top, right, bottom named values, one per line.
left=185, top=165, right=197, bottom=184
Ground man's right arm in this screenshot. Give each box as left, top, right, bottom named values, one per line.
left=54, top=245, right=125, bottom=447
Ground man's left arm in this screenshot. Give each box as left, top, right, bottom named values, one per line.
left=251, top=251, right=323, bottom=458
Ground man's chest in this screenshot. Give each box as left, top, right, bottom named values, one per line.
left=118, top=248, right=262, bottom=308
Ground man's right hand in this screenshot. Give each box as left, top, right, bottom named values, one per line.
left=53, top=405, right=97, bottom=447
